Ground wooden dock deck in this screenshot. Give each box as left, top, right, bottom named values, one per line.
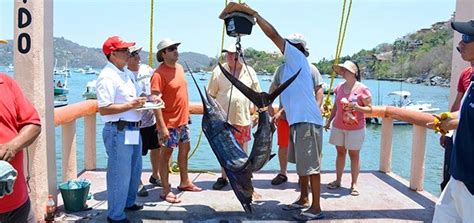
left=55, top=170, right=437, bottom=222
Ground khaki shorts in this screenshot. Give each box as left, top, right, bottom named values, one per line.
left=329, top=127, right=365, bottom=150
left=288, top=123, right=323, bottom=176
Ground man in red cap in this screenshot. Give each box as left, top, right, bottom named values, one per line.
left=96, top=36, right=147, bottom=222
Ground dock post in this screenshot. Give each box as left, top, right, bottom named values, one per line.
left=379, top=118, right=393, bottom=173
left=410, top=125, right=427, bottom=191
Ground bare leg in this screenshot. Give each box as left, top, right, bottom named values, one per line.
left=278, top=146, right=288, bottom=175
left=335, top=146, right=347, bottom=184
left=150, top=148, right=161, bottom=179
left=308, top=173, right=322, bottom=213
left=159, top=147, right=173, bottom=196
left=178, top=142, right=192, bottom=186
left=348, top=149, right=360, bottom=188
left=294, top=175, right=310, bottom=205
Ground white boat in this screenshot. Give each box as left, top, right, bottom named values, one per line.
left=387, top=91, right=440, bottom=125
left=54, top=95, right=68, bottom=107
left=84, top=66, right=98, bottom=75
left=7, top=64, right=14, bottom=72
left=82, top=80, right=97, bottom=100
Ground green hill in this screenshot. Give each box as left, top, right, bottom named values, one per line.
left=316, top=20, right=453, bottom=81
left=0, top=37, right=215, bottom=70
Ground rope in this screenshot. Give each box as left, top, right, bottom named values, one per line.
left=322, top=0, right=353, bottom=118
left=148, top=0, right=154, bottom=66
left=219, top=0, right=228, bottom=62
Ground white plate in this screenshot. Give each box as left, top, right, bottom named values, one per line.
left=136, top=102, right=165, bottom=111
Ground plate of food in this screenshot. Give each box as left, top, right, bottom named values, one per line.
left=136, top=101, right=165, bottom=111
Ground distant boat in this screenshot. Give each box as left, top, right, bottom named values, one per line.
left=84, top=66, right=98, bottom=75
left=82, top=80, right=97, bottom=100
left=261, top=77, right=272, bottom=82
left=322, top=82, right=334, bottom=95
left=199, top=77, right=208, bottom=81
left=7, top=64, right=13, bottom=72
left=54, top=95, right=68, bottom=107
left=374, top=91, right=440, bottom=125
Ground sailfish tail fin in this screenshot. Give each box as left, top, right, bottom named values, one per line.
left=218, top=63, right=301, bottom=109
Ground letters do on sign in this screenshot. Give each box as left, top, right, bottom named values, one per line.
left=17, top=4, right=31, bottom=54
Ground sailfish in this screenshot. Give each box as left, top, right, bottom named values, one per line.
left=189, top=64, right=300, bottom=213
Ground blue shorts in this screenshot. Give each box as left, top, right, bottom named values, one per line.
left=161, top=125, right=190, bottom=149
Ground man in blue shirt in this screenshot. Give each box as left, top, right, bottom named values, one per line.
left=228, top=3, right=325, bottom=221
left=429, top=19, right=474, bottom=222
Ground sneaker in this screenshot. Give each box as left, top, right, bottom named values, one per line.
left=149, top=175, right=163, bottom=187
left=124, top=203, right=143, bottom=211
left=137, top=185, right=148, bottom=197
left=271, top=173, right=288, bottom=185
left=212, top=177, right=228, bottom=190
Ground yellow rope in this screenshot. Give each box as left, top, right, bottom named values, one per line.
left=219, top=0, right=228, bottom=62
left=169, top=127, right=214, bottom=174
left=148, top=0, right=154, bottom=67
left=322, top=0, right=353, bottom=118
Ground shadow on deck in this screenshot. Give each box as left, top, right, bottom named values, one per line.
left=56, top=170, right=436, bottom=222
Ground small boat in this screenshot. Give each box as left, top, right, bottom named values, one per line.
left=54, top=95, right=68, bottom=107
left=261, top=77, right=272, bottom=82
left=386, top=91, right=440, bottom=125
left=82, top=80, right=97, bottom=100
left=84, top=66, right=98, bottom=75
left=7, top=64, right=14, bottom=72
left=322, top=82, right=334, bottom=95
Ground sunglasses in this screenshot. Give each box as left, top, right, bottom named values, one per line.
left=166, top=46, right=178, bottom=52
left=130, top=51, right=139, bottom=57
left=462, top=34, right=474, bottom=43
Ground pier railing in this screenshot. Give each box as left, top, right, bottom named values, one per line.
left=52, top=100, right=435, bottom=193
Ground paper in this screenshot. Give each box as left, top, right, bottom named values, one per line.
left=136, top=102, right=165, bottom=111
left=124, top=130, right=140, bottom=145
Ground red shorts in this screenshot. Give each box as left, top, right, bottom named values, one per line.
left=231, top=124, right=251, bottom=146
left=276, top=119, right=290, bottom=148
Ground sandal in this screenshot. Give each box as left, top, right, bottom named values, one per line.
left=271, top=173, right=288, bottom=185
left=160, top=192, right=181, bottom=203
left=327, top=180, right=341, bottom=189
left=293, top=211, right=325, bottom=220
left=351, top=186, right=360, bottom=196
left=177, top=184, right=202, bottom=192
left=282, top=202, right=310, bottom=211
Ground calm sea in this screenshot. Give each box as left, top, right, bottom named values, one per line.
left=1, top=66, right=449, bottom=196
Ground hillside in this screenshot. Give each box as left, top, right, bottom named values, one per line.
left=0, top=37, right=215, bottom=70
left=316, top=20, right=453, bottom=86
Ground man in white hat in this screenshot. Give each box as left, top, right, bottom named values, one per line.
left=151, top=38, right=202, bottom=204
left=207, top=44, right=261, bottom=190
left=228, top=3, right=325, bottom=220
left=0, top=39, right=42, bottom=223
left=269, top=34, right=324, bottom=186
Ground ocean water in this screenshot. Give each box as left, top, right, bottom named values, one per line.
left=1, top=66, right=449, bottom=196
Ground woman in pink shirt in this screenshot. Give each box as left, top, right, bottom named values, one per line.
left=324, top=60, right=373, bottom=196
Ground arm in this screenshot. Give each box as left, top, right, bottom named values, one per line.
left=315, top=86, right=323, bottom=107
left=324, top=102, right=337, bottom=131
left=0, top=124, right=41, bottom=162
left=253, top=12, right=286, bottom=54
left=268, top=83, right=278, bottom=117
left=152, top=90, right=170, bottom=141
left=98, top=97, right=147, bottom=115
left=351, top=97, right=373, bottom=114
left=450, top=92, right=464, bottom=112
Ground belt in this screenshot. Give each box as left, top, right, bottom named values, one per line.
left=109, top=120, right=141, bottom=130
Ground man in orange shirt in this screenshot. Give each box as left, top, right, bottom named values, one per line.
left=151, top=38, right=202, bottom=204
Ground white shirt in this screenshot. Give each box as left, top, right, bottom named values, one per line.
left=96, top=62, right=142, bottom=123
left=127, top=64, right=156, bottom=128
left=280, top=41, right=324, bottom=126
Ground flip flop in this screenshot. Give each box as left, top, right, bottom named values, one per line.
left=351, top=187, right=360, bottom=196
left=327, top=180, right=341, bottom=189
left=293, top=211, right=325, bottom=220
left=177, top=184, right=202, bottom=192
left=160, top=193, right=181, bottom=204
left=282, top=203, right=310, bottom=211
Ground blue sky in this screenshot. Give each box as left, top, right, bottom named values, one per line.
left=1, top=0, right=455, bottom=63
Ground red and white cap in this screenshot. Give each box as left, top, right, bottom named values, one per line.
left=102, top=36, right=135, bottom=56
